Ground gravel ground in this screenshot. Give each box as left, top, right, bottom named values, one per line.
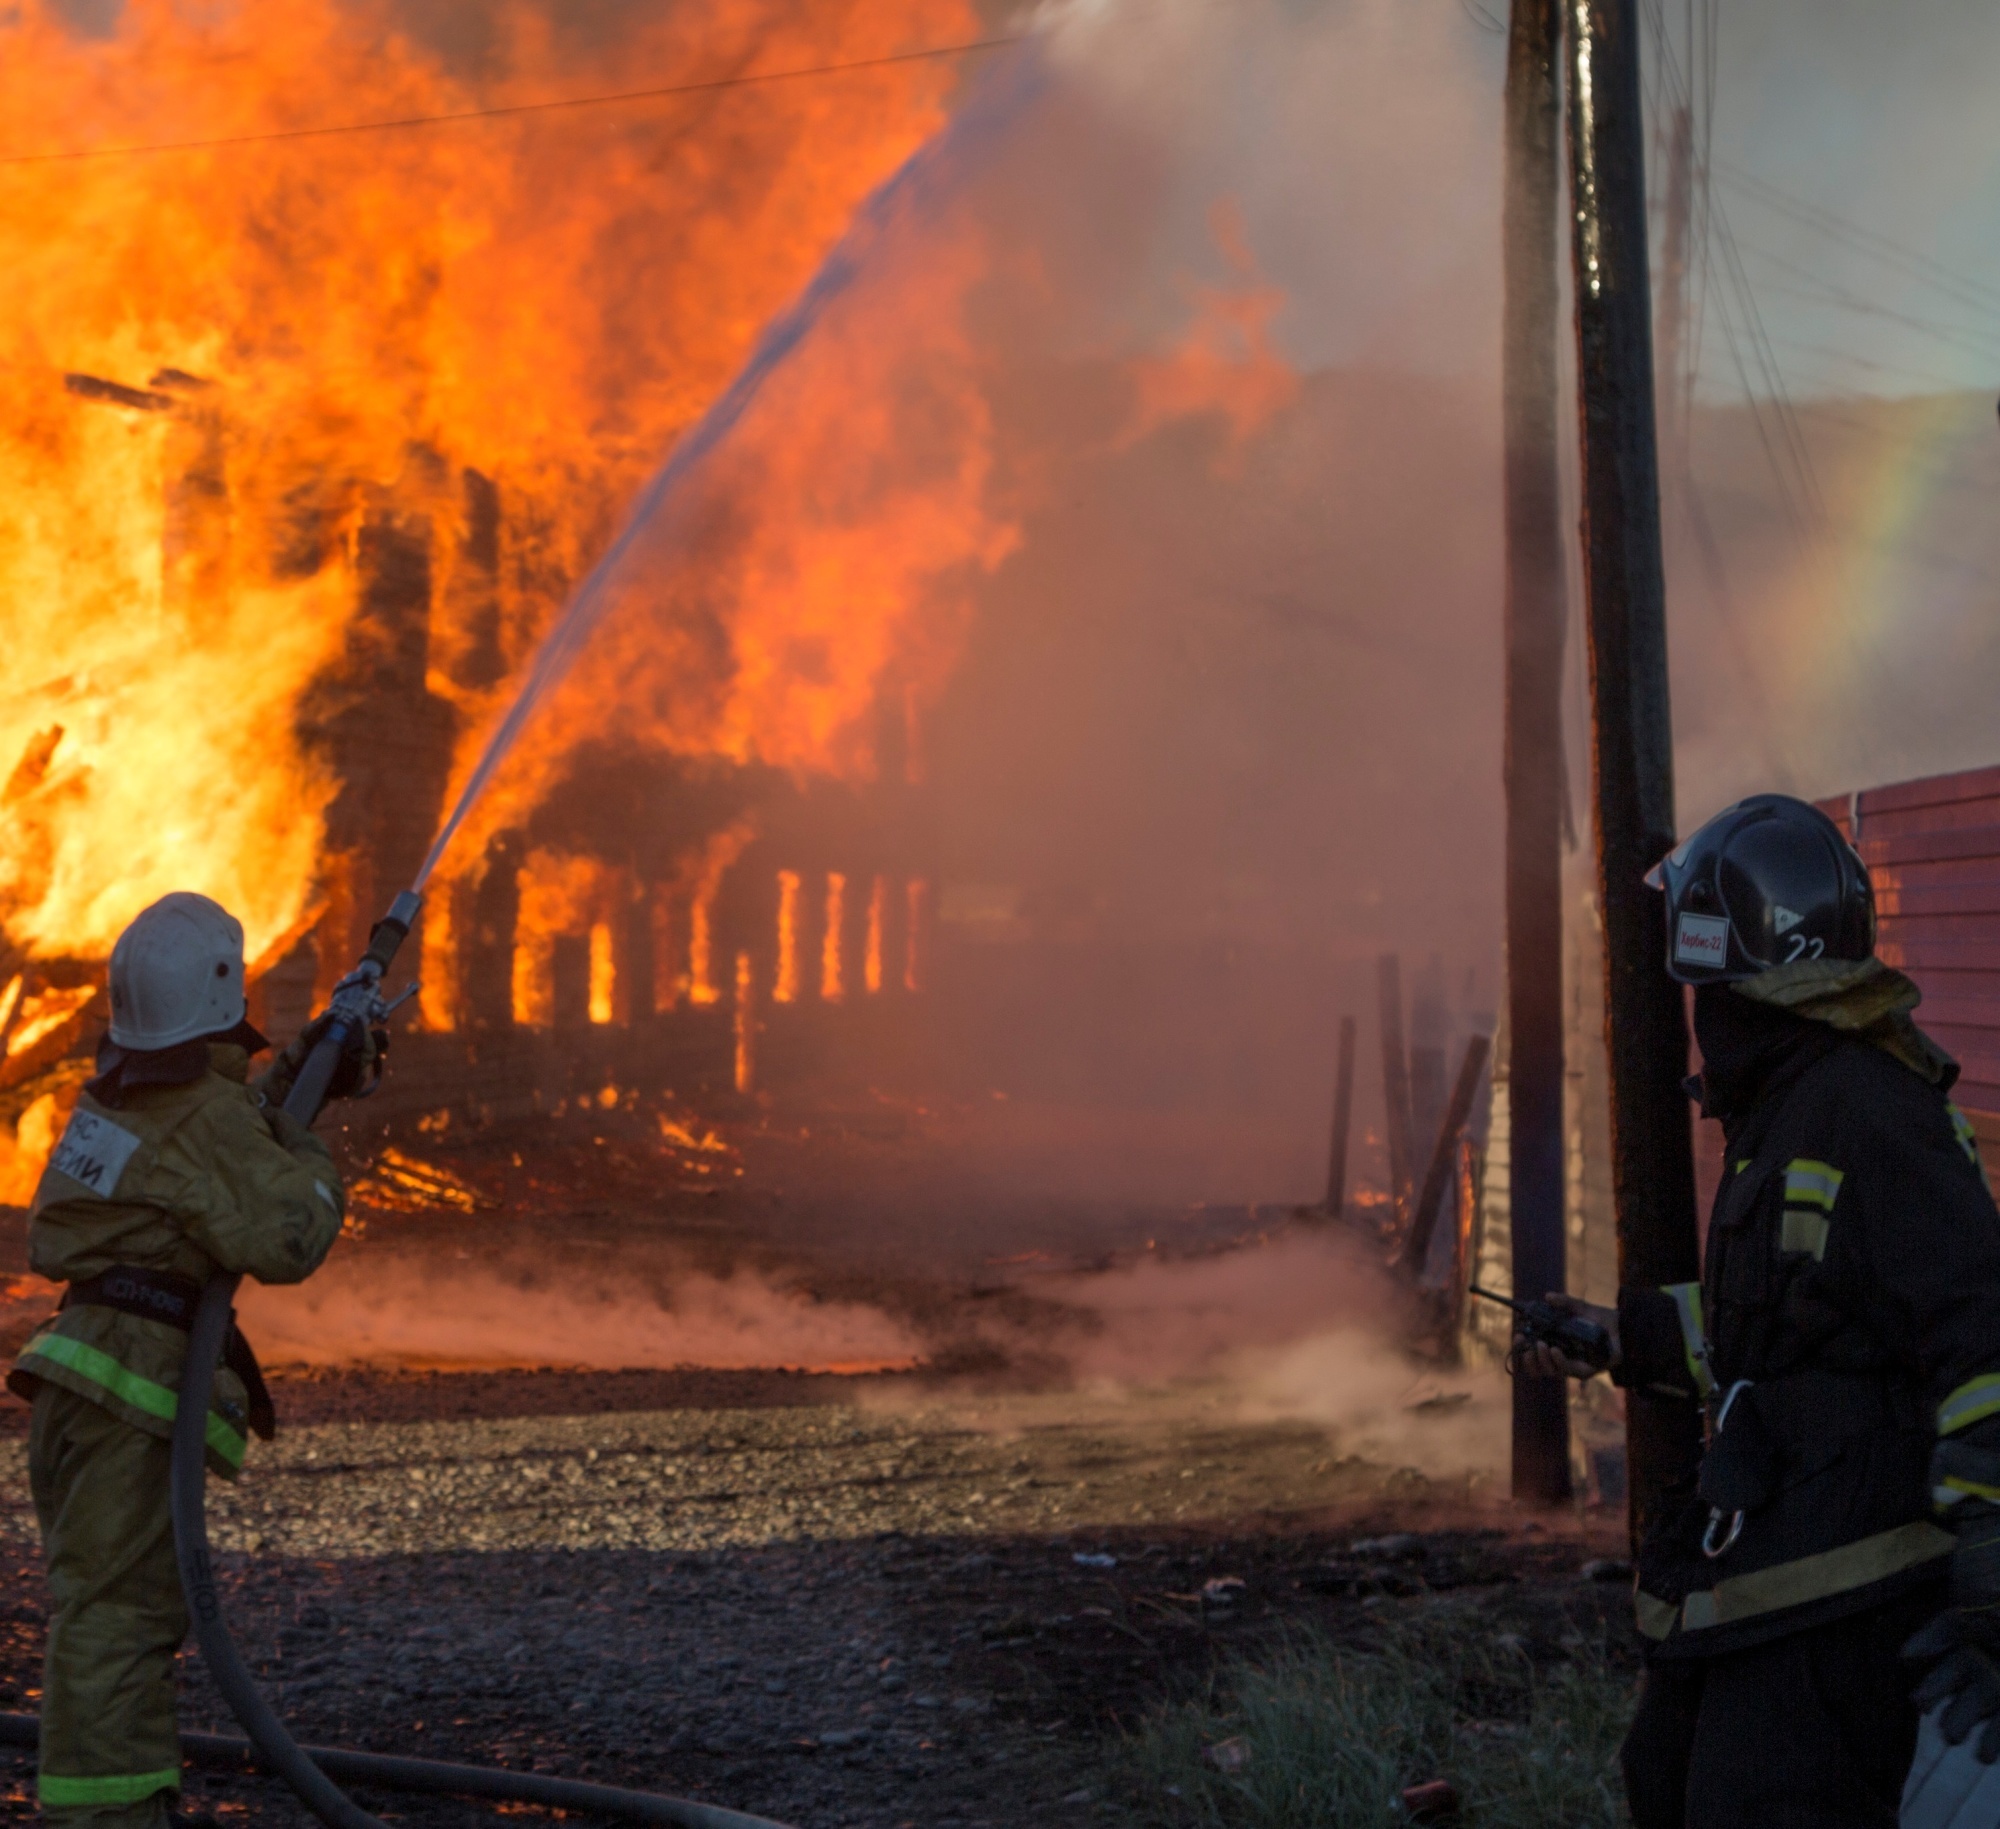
left=0, top=1097, right=1631, bottom=1828
left=0, top=1369, right=1629, bottom=1829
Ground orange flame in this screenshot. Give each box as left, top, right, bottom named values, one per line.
left=821, top=871, right=847, bottom=1002
left=733, top=949, right=757, bottom=1094
left=774, top=870, right=802, bottom=1004
left=865, top=874, right=887, bottom=995
left=0, top=0, right=998, bottom=979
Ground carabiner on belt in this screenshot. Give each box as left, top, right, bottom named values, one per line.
left=1701, top=1379, right=1754, bottom=1560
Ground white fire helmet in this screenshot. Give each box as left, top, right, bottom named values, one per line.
left=107, top=892, right=247, bottom=1051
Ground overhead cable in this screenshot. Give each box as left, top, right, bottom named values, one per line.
left=0, top=34, right=1020, bottom=167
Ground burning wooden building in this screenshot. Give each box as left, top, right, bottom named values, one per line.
left=0, top=373, right=942, bottom=1183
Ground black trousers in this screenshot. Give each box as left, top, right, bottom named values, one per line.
left=1623, top=1588, right=1941, bottom=1829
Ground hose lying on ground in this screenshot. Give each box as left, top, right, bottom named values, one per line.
left=0, top=1712, right=792, bottom=1829
left=161, top=1271, right=796, bottom=1829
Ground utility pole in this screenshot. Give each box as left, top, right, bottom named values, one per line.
left=1564, top=0, right=1703, bottom=1542
left=1502, top=0, right=1572, bottom=1506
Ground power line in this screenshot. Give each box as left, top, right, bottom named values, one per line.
left=1716, top=161, right=2000, bottom=320
left=1734, top=257, right=2000, bottom=364
left=0, top=34, right=1021, bottom=168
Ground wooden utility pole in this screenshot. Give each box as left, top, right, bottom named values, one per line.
left=1502, top=0, right=1572, bottom=1506
left=1326, top=1015, right=1357, bottom=1217
left=1565, top=0, right=1703, bottom=1541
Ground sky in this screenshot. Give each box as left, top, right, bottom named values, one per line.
left=1045, top=0, right=2000, bottom=405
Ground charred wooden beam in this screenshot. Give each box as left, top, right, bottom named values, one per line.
left=64, top=372, right=173, bottom=411
left=1398, top=1033, right=1492, bottom=1279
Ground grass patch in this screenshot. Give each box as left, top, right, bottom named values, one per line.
left=1126, top=1605, right=1635, bottom=1827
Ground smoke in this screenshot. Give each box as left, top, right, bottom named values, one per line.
left=235, top=1256, right=925, bottom=1374
left=231, top=1219, right=1505, bottom=1482
left=892, top=1227, right=1508, bottom=1480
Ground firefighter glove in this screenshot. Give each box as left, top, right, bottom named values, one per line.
left=1906, top=1507, right=2000, bottom=1762
left=260, top=1012, right=383, bottom=1110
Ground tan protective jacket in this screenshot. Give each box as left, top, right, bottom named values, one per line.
left=8, top=1044, right=344, bottom=1476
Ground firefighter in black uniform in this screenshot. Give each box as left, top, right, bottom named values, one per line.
left=1515, top=794, right=2000, bottom=1828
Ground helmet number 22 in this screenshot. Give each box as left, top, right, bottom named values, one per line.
left=1785, top=933, right=1826, bottom=962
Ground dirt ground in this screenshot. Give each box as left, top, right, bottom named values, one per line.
left=0, top=1099, right=1636, bottom=1828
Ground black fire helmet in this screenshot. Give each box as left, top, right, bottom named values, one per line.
left=1644, top=793, right=1876, bottom=985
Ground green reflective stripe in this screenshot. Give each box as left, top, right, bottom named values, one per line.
left=1733, top=1159, right=1752, bottom=1175
left=1779, top=1209, right=1831, bottom=1260
left=1940, top=1374, right=2000, bottom=1438
left=1662, top=1281, right=1716, bottom=1400
left=1952, top=1106, right=1982, bottom=1168
left=18, top=1334, right=245, bottom=1470
left=39, top=1769, right=180, bottom=1806
left=1677, top=1521, right=1953, bottom=1633
left=1782, top=1158, right=1845, bottom=1212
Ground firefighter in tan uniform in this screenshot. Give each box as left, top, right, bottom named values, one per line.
left=4, top=893, right=349, bottom=1829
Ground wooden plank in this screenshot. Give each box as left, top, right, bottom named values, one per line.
left=1908, top=994, right=2000, bottom=1032
left=1858, top=765, right=2000, bottom=821
left=1877, top=881, right=2000, bottom=918
left=1881, top=914, right=2000, bottom=950
left=1876, top=859, right=2000, bottom=898
left=1853, top=797, right=2000, bottom=842
left=1953, top=1078, right=2000, bottom=1123
left=1917, top=1026, right=2000, bottom=1079
left=1860, top=825, right=2000, bottom=869
left=1880, top=937, right=2000, bottom=973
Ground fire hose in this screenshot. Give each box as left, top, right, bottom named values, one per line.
left=9, top=890, right=795, bottom=1829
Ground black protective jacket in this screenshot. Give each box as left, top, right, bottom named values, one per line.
left=1618, top=988, right=2000, bottom=1659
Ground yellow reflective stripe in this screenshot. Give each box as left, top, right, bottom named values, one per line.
left=1779, top=1209, right=1831, bottom=1260
left=1677, top=1522, right=1953, bottom=1633
left=1634, top=1590, right=1679, bottom=1641
left=18, top=1334, right=245, bottom=1471
left=1939, top=1374, right=2000, bottom=1438
left=1782, top=1158, right=1844, bottom=1212
left=1662, top=1281, right=1717, bottom=1399
left=1952, top=1106, right=1982, bottom=1168
left=39, top=1769, right=180, bottom=1806
left=1937, top=1477, right=2000, bottom=1508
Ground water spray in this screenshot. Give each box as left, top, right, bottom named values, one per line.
left=118, top=41, right=1047, bottom=1829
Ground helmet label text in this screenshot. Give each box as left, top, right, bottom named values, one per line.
left=1674, top=912, right=1730, bottom=970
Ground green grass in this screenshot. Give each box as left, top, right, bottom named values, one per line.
left=1125, top=1606, right=1636, bottom=1828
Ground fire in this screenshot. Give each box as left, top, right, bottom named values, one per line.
left=865, top=875, right=888, bottom=995
left=0, top=0, right=1001, bottom=982
left=774, top=870, right=803, bottom=1004
left=733, top=949, right=758, bottom=1094
left=822, top=873, right=848, bottom=1002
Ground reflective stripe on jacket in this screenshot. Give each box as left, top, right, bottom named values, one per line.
left=7, top=1043, right=344, bottom=1477
left=1617, top=1033, right=2000, bottom=1657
